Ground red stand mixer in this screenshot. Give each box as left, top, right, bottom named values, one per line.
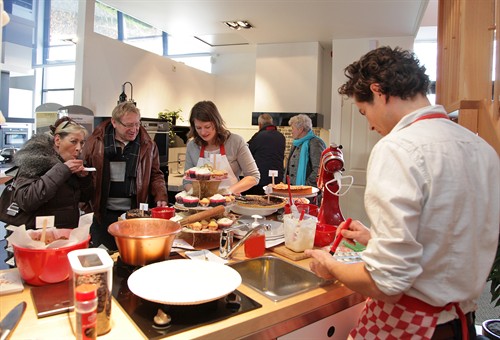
left=317, top=143, right=346, bottom=226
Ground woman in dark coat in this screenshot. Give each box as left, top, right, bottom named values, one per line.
left=11, top=117, right=92, bottom=229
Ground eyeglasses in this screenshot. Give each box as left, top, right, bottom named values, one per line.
left=117, top=120, right=141, bottom=129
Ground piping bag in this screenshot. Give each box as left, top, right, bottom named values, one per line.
left=329, top=218, right=352, bottom=255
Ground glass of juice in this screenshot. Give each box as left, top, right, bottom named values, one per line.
left=244, top=231, right=265, bottom=258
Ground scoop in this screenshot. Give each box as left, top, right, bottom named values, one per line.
left=286, top=175, right=299, bottom=218
left=329, top=218, right=352, bottom=255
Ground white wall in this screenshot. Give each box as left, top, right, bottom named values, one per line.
left=254, top=42, right=321, bottom=113
left=329, top=37, right=415, bottom=144
left=75, top=0, right=215, bottom=121
left=212, top=52, right=257, bottom=136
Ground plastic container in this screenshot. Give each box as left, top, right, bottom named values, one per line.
left=150, top=207, right=176, bottom=219
left=244, top=215, right=266, bottom=258
left=12, top=231, right=90, bottom=286
left=74, top=283, right=98, bottom=340
left=283, top=213, right=317, bottom=252
left=68, top=248, right=114, bottom=336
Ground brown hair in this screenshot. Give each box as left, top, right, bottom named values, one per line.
left=188, top=101, right=230, bottom=146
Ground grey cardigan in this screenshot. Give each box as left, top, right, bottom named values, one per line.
left=183, top=133, right=260, bottom=186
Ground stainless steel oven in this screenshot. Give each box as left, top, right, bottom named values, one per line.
left=0, top=127, right=29, bottom=149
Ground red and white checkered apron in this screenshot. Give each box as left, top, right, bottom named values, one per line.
left=349, top=296, right=468, bottom=340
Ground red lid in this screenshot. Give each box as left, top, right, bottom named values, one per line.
left=75, top=283, right=97, bottom=301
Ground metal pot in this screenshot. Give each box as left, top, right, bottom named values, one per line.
left=108, top=218, right=181, bottom=266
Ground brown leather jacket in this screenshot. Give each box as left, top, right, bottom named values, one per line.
left=82, top=119, right=167, bottom=222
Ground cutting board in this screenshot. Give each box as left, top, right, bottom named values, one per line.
left=271, top=245, right=309, bottom=261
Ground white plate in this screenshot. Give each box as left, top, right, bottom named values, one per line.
left=231, top=205, right=278, bottom=217
left=265, top=186, right=320, bottom=198
left=128, top=259, right=241, bottom=305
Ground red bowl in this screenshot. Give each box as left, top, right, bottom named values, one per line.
left=13, top=230, right=90, bottom=286
left=150, top=206, right=176, bottom=219
left=314, top=223, right=337, bottom=247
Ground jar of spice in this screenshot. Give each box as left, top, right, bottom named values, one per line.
left=68, top=248, right=114, bottom=335
left=74, top=283, right=97, bottom=340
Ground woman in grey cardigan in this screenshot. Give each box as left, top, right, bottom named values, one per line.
left=284, top=114, right=326, bottom=187
left=183, top=101, right=260, bottom=195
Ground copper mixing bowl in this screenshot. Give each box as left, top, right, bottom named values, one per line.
left=108, top=218, right=181, bottom=266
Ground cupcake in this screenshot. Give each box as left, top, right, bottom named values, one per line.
left=208, top=219, right=219, bottom=230
left=216, top=217, right=233, bottom=228
left=196, top=167, right=212, bottom=180
left=199, top=197, right=210, bottom=207
left=211, top=169, right=228, bottom=180
left=209, top=194, right=226, bottom=207
left=182, top=196, right=200, bottom=207
left=175, top=191, right=188, bottom=204
left=224, top=195, right=235, bottom=204
left=187, top=222, right=202, bottom=231
left=187, top=167, right=199, bottom=179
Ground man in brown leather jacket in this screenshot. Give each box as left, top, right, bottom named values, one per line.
left=82, top=102, right=167, bottom=250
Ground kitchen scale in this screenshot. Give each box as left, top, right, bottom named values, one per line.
left=111, top=253, right=262, bottom=339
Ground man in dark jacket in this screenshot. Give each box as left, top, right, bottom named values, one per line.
left=82, top=102, right=167, bottom=250
left=244, top=114, right=286, bottom=195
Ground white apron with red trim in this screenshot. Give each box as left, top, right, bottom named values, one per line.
left=197, top=144, right=238, bottom=189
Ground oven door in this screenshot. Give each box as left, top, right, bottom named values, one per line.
left=2, top=129, right=29, bottom=149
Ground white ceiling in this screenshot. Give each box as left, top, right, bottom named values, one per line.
left=101, top=0, right=438, bottom=54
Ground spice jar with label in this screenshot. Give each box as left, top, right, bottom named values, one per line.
left=68, top=248, right=114, bottom=336
left=74, top=283, right=98, bottom=340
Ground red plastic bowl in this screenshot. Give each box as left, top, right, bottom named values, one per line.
left=314, top=223, right=337, bottom=247
left=13, top=230, right=90, bottom=286
left=150, top=206, right=176, bottom=219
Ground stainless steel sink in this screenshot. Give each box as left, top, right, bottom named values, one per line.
left=229, top=256, right=331, bottom=301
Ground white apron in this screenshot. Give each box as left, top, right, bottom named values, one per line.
left=197, top=144, right=238, bottom=189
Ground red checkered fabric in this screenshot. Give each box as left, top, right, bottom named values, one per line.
left=349, top=298, right=440, bottom=339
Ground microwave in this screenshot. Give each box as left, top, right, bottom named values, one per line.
left=1, top=127, right=29, bottom=149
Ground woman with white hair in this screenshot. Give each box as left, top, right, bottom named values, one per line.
left=284, top=114, right=326, bottom=186
left=5, top=116, right=92, bottom=229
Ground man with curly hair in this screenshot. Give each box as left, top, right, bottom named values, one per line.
left=306, top=46, right=499, bottom=339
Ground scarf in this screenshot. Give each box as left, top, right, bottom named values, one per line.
left=103, top=124, right=140, bottom=196
left=292, top=130, right=317, bottom=185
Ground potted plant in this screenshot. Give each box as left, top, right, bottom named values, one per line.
left=483, top=236, right=500, bottom=339
left=158, top=108, right=183, bottom=146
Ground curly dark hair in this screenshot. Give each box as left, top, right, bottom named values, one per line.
left=338, top=46, right=430, bottom=103
left=188, top=100, right=230, bottom=146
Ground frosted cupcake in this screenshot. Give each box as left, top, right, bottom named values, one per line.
left=175, top=191, right=188, bottom=204
left=195, top=167, right=212, bottom=180
left=182, top=196, right=199, bottom=207
left=209, top=194, right=226, bottom=207
left=216, top=217, right=233, bottom=228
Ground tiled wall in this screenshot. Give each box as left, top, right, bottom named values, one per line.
left=278, top=127, right=323, bottom=158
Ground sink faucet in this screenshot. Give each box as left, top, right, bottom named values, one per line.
left=219, top=224, right=270, bottom=260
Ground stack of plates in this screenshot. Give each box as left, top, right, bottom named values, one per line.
left=232, top=218, right=284, bottom=247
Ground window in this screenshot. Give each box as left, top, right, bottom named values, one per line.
left=96, top=0, right=212, bottom=73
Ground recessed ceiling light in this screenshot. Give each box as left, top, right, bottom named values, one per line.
left=223, top=20, right=253, bottom=30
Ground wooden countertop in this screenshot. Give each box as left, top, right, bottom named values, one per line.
left=0, top=249, right=365, bottom=339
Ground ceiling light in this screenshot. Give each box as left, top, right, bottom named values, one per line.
left=223, top=20, right=253, bottom=30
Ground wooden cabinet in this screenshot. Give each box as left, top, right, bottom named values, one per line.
left=437, top=0, right=500, bottom=154
left=278, top=302, right=365, bottom=339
